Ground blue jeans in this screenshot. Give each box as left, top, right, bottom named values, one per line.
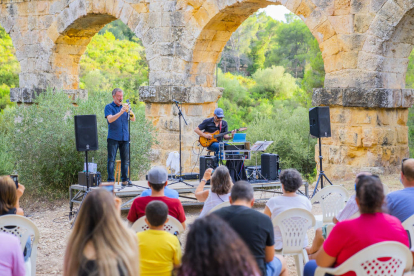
left=266, top=256, right=283, bottom=276
left=24, top=237, right=32, bottom=262
left=304, top=260, right=333, bottom=276
left=107, top=138, right=129, bottom=182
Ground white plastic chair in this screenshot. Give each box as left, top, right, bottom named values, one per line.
left=325, top=223, right=335, bottom=238
left=402, top=214, right=414, bottom=244
left=131, top=215, right=185, bottom=238
left=272, top=208, right=315, bottom=276
left=382, top=183, right=389, bottom=195
left=0, top=215, right=40, bottom=276
left=208, top=201, right=230, bottom=214
left=314, top=241, right=413, bottom=276
left=402, top=214, right=414, bottom=274
left=311, top=185, right=349, bottom=229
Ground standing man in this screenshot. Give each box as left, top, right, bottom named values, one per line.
left=105, top=88, right=135, bottom=186
left=194, top=108, right=235, bottom=158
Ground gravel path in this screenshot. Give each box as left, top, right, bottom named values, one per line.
left=20, top=175, right=401, bottom=275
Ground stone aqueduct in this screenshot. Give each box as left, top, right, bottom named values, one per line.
left=2, top=0, right=414, bottom=179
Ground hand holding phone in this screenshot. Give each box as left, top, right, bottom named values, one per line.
left=10, top=174, right=18, bottom=189
left=100, top=182, right=115, bottom=194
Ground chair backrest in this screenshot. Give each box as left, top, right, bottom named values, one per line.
left=402, top=214, right=414, bottom=247
left=381, top=183, right=389, bottom=195
left=0, top=215, right=40, bottom=276
left=272, top=208, right=315, bottom=255
left=311, top=185, right=349, bottom=223
left=208, top=201, right=231, bottom=214
left=131, top=215, right=184, bottom=238
left=316, top=241, right=413, bottom=276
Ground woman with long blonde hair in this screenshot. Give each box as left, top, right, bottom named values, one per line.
left=64, top=188, right=139, bottom=276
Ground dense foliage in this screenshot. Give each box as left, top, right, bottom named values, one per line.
left=0, top=27, right=19, bottom=110
left=0, top=90, right=155, bottom=197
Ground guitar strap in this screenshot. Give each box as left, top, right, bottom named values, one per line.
left=219, top=121, right=222, bottom=133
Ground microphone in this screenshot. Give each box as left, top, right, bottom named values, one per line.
left=173, top=99, right=180, bottom=104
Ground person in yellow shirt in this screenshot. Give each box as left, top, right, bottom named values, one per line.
left=137, top=200, right=182, bottom=276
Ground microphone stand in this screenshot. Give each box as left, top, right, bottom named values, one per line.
left=169, top=100, right=194, bottom=187
left=123, top=100, right=147, bottom=190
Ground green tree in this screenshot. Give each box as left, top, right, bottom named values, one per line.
left=99, top=20, right=138, bottom=42
left=0, top=25, right=19, bottom=110
left=80, top=31, right=148, bottom=103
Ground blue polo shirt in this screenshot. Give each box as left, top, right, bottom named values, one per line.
left=104, top=102, right=129, bottom=141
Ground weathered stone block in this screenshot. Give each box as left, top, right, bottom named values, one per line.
left=334, top=0, right=351, bottom=15
left=357, top=52, right=384, bottom=71
left=328, top=15, right=353, bottom=34
left=314, top=19, right=336, bottom=43
left=354, top=13, right=375, bottom=33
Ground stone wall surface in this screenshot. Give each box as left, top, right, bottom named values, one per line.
left=2, top=0, right=414, bottom=178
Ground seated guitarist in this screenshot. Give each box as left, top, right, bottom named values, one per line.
left=194, top=108, right=236, bottom=160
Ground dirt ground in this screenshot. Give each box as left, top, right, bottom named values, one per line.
left=20, top=174, right=403, bottom=276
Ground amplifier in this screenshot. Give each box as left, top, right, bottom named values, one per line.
left=78, top=172, right=101, bottom=187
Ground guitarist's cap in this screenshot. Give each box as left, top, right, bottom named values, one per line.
left=148, top=166, right=168, bottom=184
left=214, top=108, right=224, bottom=118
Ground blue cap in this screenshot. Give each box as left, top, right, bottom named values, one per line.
left=214, top=108, right=224, bottom=118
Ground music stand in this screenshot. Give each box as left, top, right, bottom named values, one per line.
left=250, top=141, right=273, bottom=181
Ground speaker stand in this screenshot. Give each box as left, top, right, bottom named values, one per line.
left=311, top=137, right=333, bottom=198
left=71, top=146, right=91, bottom=228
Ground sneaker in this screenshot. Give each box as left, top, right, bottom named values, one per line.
left=121, top=181, right=128, bottom=186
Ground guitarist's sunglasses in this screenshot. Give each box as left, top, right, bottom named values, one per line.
left=214, top=115, right=224, bottom=120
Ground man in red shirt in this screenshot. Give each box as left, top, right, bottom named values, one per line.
left=127, top=167, right=186, bottom=229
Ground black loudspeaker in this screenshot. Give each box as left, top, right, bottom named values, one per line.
left=261, top=153, right=279, bottom=180
left=309, top=107, right=331, bottom=138
left=74, top=115, right=99, bottom=151
left=199, top=156, right=217, bottom=181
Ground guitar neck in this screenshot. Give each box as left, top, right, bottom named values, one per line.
left=214, top=131, right=232, bottom=138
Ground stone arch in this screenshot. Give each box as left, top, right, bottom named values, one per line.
left=358, top=0, right=414, bottom=89
left=184, top=0, right=339, bottom=87
left=46, top=0, right=146, bottom=90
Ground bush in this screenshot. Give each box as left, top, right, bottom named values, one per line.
left=246, top=106, right=317, bottom=181
left=0, top=89, right=155, bottom=198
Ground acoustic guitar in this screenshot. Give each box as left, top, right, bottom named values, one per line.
left=199, top=127, right=247, bottom=147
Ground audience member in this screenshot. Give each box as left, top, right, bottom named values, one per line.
left=177, top=214, right=260, bottom=276
left=264, top=169, right=311, bottom=251
left=0, top=176, right=32, bottom=265
left=195, top=166, right=232, bottom=217
left=213, top=181, right=288, bottom=276
left=304, top=175, right=410, bottom=276
left=0, top=232, right=25, bottom=276
left=137, top=201, right=181, bottom=276
left=386, top=158, right=414, bottom=222
left=306, top=172, right=371, bottom=258
left=64, top=189, right=139, bottom=276
left=0, top=175, right=25, bottom=216
left=127, top=166, right=186, bottom=229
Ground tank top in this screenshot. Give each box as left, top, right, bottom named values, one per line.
left=199, top=190, right=231, bottom=217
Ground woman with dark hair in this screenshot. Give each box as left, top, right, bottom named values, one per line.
left=195, top=166, right=233, bottom=217
left=264, top=169, right=312, bottom=250
left=64, top=189, right=139, bottom=276
left=304, top=175, right=410, bottom=276
left=178, top=214, right=260, bottom=276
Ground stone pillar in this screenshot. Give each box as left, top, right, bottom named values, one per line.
left=312, top=88, right=414, bottom=180
left=139, top=85, right=223, bottom=172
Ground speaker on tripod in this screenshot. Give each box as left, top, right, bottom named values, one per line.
left=71, top=115, right=99, bottom=226
left=309, top=107, right=333, bottom=197
left=74, top=115, right=98, bottom=151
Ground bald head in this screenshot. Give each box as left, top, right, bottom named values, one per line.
left=402, top=159, right=414, bottom=185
